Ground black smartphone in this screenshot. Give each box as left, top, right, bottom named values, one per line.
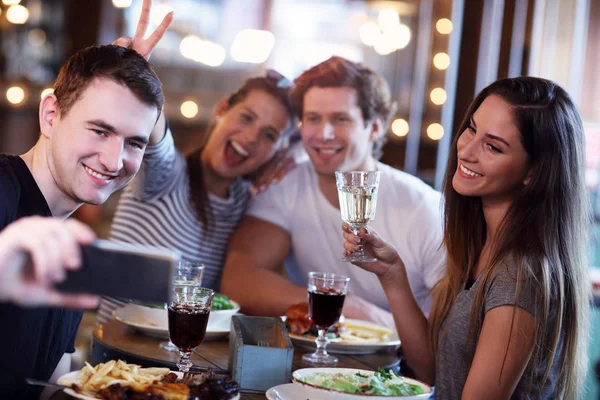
left=54, top=239, right=180, bottom=303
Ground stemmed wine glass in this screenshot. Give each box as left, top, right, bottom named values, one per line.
left=335, top=171, right=380, bottom=263
left=159, top=261, right=205, bottom=352
left=302, top=272, right=350, bottom=365
left=166, top=263, right=213, bottom=372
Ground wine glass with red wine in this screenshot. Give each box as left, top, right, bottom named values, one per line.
left=167, top=264, right=214, bottom=372
left=159, top=261, right=204, bottom=352
left=302, top=272, right=350, bottom=365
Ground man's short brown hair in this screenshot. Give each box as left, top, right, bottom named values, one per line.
left=291, top=56, right=396, bottom=159
left=53, top=44, right=164, bottom=117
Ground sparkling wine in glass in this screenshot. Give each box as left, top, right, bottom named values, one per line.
left=302, top=272, right=350, bottom=365
left=159, top=261, right=205, bottom=353
left=335, top=171, right=380, bottom=263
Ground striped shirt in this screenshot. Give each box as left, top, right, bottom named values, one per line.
left=97, top=129, right=250, bottom=324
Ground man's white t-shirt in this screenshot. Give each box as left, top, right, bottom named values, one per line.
left=247, top=161, right=446, bottom=314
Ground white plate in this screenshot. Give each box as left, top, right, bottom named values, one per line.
left=113, top=302, right=240, bottom=340
left=291, top=368, right=432, bottom=399
left=57, top=370, right=183, bottom=400
left=289, top=319, right=401, bottom=355
left=267, top=383, right=341, bottom=400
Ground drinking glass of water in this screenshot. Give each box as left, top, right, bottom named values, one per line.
left=335, top=171, right=380, bottom=263
left=167, top=263, right=213, bottom=372
left=159, top=261, right=204, bottom=353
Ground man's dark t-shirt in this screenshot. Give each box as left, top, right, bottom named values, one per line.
left=0, top=154, right=83, bottom=399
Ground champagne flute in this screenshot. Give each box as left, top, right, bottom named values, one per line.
left=335, top=171, right=380, bottom=263
left=159, top=261, right=204, bottom=352
left=302, top=272, right=350, bottom=365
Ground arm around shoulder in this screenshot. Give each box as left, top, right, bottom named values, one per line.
left=220, top=216, right=307, bottom=316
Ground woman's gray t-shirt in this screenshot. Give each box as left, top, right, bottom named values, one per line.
left=434, top=262, right=561, bottom=399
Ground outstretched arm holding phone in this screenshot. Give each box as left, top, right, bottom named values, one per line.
left=0, top=217, right=99, bottom=308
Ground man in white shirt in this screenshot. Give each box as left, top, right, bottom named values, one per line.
left=221, top=57, right=445, bottom=329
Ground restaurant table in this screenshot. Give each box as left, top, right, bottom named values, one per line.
left=51, top=320, right=401, bottom=399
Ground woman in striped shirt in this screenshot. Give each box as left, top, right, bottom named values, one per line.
left=97, top=72, right=296, bottom=324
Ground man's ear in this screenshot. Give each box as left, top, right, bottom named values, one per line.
left=369, top=117, right=384, bottom=142
left=212, top=97, right=230, bottom=119
left=39, top=94, right=59, bottom=139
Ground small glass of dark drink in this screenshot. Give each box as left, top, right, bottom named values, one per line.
left=167, top=264, right=213, bottom=372
left=160, top=261, right=205, bottom=353
left=302, top=272, right=350, bottom=365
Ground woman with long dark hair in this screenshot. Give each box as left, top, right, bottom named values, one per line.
left=97, top=71, right=297, bottom=324
left=342, top=77, right=589, bottom=399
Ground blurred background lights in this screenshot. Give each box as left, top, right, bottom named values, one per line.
left=7, top=86, right=25, bottom=105
left=196, top=40, right=225, bottom=67
left=374, top=36, right=396, bottom=55
left=427, top=123, right=444, bottom=140
left=360, top=8, right=411, bottom=55
left=180, top=100, right=199, bottom=119
left=436, top=18, right=453, bottom=34
left=28, top=28, right=46, bottom=46
left=391, top=118, right=409, bottom=137
left=430, top=88, right=447, bottom=105
left=150, top=4, right=172, bottom=26
left=40, top=88, right=54, bottom=99
left=180, top=35, right=226, bottom=67
left=6, top=4, right=29, bottom=24
left=389, top=24, right=411, bottom=50
left=433, top=52, right=450, bottom=70
left=377, top=9, right=399, bottom=32
left=231, top=29, right=275, bottom=64
left=112, top=0, right=132, bottom=8
left=2, top=0, right=21, bottom=5
left=180, top=35, right=203, bottom=60
left=359, top=21, right=380, bottom=47
left=374, top=24, right=411, bottom=55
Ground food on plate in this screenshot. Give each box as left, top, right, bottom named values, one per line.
left=61, top=360, right=169, bottom=392
left=285, top=302, right=313, bottom=336
left=285, top=302, right=393, bottom=343
left=60, top=360, right=240, bottom=400
left=211, top=293, right=235, bottom=311
left=339, top=321, right=393, bottom=343
left=296, top=368, right=426, bottom=396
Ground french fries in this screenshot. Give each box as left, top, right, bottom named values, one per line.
left=62, top=360, right=170, bottom=393
left=339, top=321, right=394, bottom=343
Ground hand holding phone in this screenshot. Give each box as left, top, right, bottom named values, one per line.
left=0, top=217, right=99, bottom=308
left=55, top=239, right=180, bottom=304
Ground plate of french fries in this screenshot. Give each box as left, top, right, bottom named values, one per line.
left=289, top=319, right=400, bottom=355
left=57, top=360, right=172, bottom=399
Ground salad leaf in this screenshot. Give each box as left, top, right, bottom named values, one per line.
left=212, top=293, right=235, bottom=311
left=300, top=370, right=426, bottom=396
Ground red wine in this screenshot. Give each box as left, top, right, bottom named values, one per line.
left=168, top=304, right=210, bottom=351
left=308, top=290, right=346, bottom=329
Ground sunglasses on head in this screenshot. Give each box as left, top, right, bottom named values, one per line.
left=266, top=69, right=293, bottom=88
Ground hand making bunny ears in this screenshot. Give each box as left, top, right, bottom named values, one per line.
left=113, top=0, right=174, bottom=61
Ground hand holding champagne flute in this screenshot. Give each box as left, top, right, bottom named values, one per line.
left=335, top=171, right=380, bottom=263
left=302, top=272, right=350, bottom=365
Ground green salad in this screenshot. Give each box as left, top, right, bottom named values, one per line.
left=298, top=369, right=426, bottom=396
left=135, top=293, right=235, bottom=311
left=211, top=293, right=235, bottom=310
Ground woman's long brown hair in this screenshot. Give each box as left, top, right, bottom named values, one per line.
left=186, top=73, right=295, bottom=233
left=429, top=77, right=590, bottom=398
